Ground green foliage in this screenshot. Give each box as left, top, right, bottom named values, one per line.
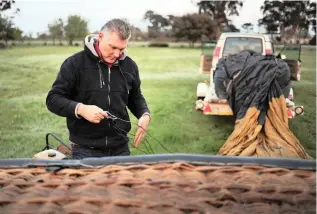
left=0, top=0, right=18, bottom=12
left=148, top=42, right=169, bottom=47
left=170, top=13, right=217, bottom=46
left=37, top=33, right=48, bottom=40
left=0, top=15, right=14, bottom=44
left=144, top=10, right=170, bottom=29
left=144, top=10, right=170, bottom=39
left=197, top=1, right=243, bottom=36
left=64, top=15, right=88, bottom=46
left=48, top=19, right=63, bottom=45
left=12, top=27, right=23, bottom=41
left=0, top=0, right=21, bottom=45
left=197, top=1, right=243, bottom=24
left=307, top=2, right=316, bottom=33
left=259, top=0, right=316, bottom=37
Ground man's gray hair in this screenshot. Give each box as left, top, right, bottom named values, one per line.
left=100, top=19, right=131, bottom=40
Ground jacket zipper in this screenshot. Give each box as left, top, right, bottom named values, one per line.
left=106, top=67, right=111, bottom=147
left=98, top=61, right=109, bottom=147
left=98, top=61, right=105, bottom=89
left=108, top=67, right=111, bottom=107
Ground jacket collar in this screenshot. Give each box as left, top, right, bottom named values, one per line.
left=84, top=34, right=127, bottom=66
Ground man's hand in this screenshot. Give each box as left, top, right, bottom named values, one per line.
left=77, top=104, right=107, bottom=123
left=134, top=114, right=150, bottom=147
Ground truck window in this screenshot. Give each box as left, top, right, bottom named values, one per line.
left=222, top=37, right=263, bottom=57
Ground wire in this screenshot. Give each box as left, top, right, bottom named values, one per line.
left=144, top=138, right=155, bottom=154
left=123, top=130, right=154, bottom=155
left=129, top=142, right=149, bottom=155
left=111, top=126, right=149, bottom=155
left=109, top=120, right=151, bottom=155
left=107, top=112, right=171, bottom=153
left=118, top=127, right=154, bottom=155
left=118, top=119, right=172, bottom=153
left=142, top=138, right=154, bottom=155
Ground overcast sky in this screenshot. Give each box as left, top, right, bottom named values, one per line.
left=6, top=0, right=266, bottom=36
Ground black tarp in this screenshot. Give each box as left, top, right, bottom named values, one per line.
left=214, top=51, right=291, bottom=124
left=213, top=51, right=311, bottom=159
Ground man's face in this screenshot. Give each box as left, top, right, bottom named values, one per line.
left=98, top=31, right=128, bottom=64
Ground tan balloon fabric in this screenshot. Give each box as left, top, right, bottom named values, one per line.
left=218, top=96, right=311, bottom=159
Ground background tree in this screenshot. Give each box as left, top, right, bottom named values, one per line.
left=283, top=27, right=296, bottom=41
left=0, top=14, right=14, bottom=45
left=37, top=32, right=48, bottom=40
left=12, top=26, right=22, bottom=43
left=223, top=24, right=240, bottom=32
left=170, top=13, right=217, bottom=47
left=0, top=0, right=19, bottom=13
left=144, top=10, right=170, bottom=39
left=307, top=2, right=316, bottom=35
left=64, top=15, right=88, bottom=46
left=130, top=25, right=146, bottom=41
left=48, top=18, right=63, bottom=45
left=0, top=0, right=19, bottom=47
left=308, top=2, right=316, bottom=45
left=259, top=1, right=315, bottom=42
left=258, top=0, right=282, bottom=37
left=284, top=1, right=310, bottom=41
left=197, top=1, right=243, bottom=38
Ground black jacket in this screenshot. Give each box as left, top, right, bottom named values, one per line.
left=46, top=35, right=150, bottom=149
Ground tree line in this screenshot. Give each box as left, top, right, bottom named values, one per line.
left=143, top=1, right=316, bottom=45
left=0, top=0, right=316, bottom=46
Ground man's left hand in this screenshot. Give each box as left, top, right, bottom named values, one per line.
left=134, top=114, right=150, bottom=147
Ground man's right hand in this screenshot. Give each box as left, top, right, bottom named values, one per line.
left=77, top=104, right=108, bottom=123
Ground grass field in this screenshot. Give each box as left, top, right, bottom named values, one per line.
left=0, top=46, right=315, bottom=158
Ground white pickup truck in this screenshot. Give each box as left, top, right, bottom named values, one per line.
left=195, top=33, right=303, bottom=118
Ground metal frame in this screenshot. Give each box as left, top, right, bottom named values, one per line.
left=0, top=154, right=315, bottom=170
left=43, top=133, right=71, bottom=151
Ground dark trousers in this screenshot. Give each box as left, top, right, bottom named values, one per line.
left=71, top=143, right=130, bottom=159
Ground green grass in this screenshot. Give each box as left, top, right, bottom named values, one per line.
left=0, top=46, right=315, bottom=158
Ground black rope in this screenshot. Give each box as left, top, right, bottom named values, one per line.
left=122, top=128, right=154, bottom=155
left=45, top=112, right=169, bottom=156
left=144, top=138, right=155, bottom=154
left=106, top=111, right=172, bottom=153
left=129, top=142, right=150, bottom=155
left=128, top=120, right=172, bottom=153
left=116, top=125, right=155, bottom=155
left=109, top=120, right=151, bottom=155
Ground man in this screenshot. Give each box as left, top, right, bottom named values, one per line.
left=46, top=19, right=150, bottom=159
